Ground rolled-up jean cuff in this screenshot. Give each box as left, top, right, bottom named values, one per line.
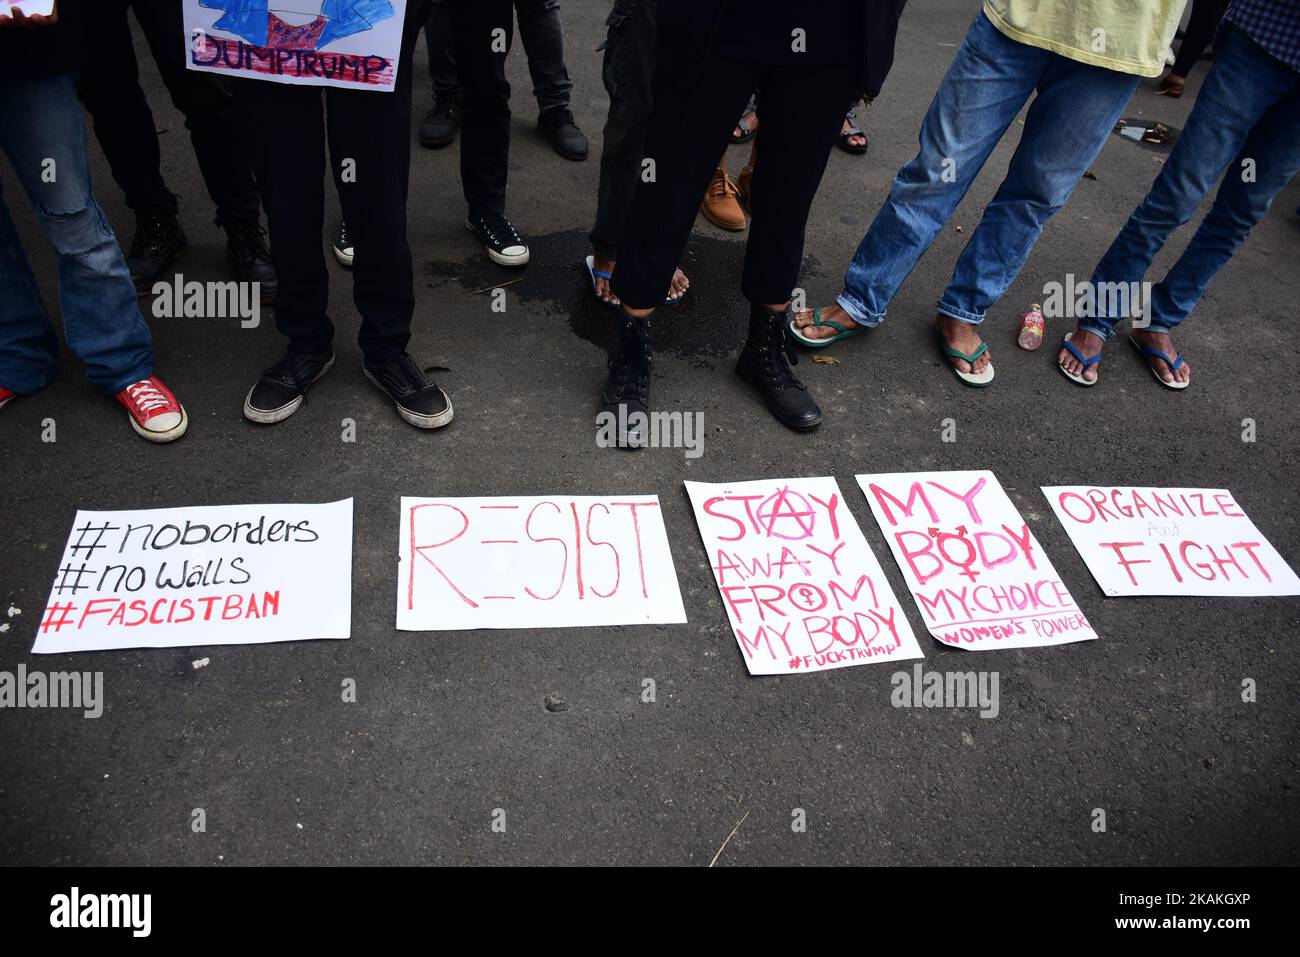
left=834, top=291, right=884, bottom=328
left=103, top=362, right=156, bottom=397
left=935, top=298, right=984, bottom=324
left=1076, top=319, right=1116, bottom=341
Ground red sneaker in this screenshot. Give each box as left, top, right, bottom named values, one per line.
left=115, top=376, right=187, bottom=442
left=0, top=387, right=15, bottom=412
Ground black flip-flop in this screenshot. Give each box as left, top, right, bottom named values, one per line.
left=731, top=112, right=757, bottom=144
left=837, top=111, right=868, bottom=155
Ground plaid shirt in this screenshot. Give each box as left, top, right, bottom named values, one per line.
left=1225, top=0, right=1300, bottom=72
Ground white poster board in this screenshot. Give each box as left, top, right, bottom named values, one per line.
left=397, top=495, right=687, bottom=630
left=857, top=471, right=1097, bottom=650
left=1043, top=486, right=1300, bottom=597
left=2, top=1, right=57, bottom=17
left=33, top=500, right=353, bottom=653
left=685, top=477, right=923, bottom=675
left=183, top=1, right=407, bottom=91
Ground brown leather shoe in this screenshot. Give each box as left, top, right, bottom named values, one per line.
left=700, top=166, right=746, bottom=231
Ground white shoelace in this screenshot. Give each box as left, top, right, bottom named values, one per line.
left=126, top=380, right=171, bottom=414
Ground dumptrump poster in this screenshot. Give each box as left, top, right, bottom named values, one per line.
left=184, top=1, right=407, bottom=91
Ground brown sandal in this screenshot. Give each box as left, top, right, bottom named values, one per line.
left=1156, top=74, right=1184, bottom=97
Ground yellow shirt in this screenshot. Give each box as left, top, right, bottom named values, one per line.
left=983, top=0, right=1189, bottom=76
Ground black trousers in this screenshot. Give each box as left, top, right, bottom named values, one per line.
left=233, top=0, right=429, bottom=362
left=1172, top=0, right=1230, bottom=77
left=426, top=0, right=574, bottom=114
left=590, top=0, right=658, bottom=261
left=445, top=0, right=516, bottom=217
left=611, top=55, right=856, bottom=309
left=78, top=0, right=260, bottom=227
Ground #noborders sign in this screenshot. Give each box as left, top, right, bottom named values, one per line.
left=34, top=500, right=354, bottom=653
left=183, top=1, right=408, bottom=91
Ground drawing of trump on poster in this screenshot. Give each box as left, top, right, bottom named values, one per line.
left=184, top=1, right=407, bottom=91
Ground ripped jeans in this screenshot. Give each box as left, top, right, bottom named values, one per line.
left=0, top=72, right=153, bottom=395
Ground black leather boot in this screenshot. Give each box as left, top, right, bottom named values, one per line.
left=736, top=303, right=823, bottom=431
left=600, top=310, right=652, bottom=449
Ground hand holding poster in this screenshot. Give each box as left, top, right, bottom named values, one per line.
left=183, top=1, right=407, bottom=91
left=397, top=495, right=686, bottom=630
left=857, top=471, right=1097, bottom=650
left=1042, top=486, right=1300, bottom=597
left=685, top=477, right=923, bottom=675
left=34, top=500, right=353, bottom=653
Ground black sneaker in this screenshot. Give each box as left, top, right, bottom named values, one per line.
left=466, top=212, right=529, bottom=266
left=538, top=107, right=589, bottom=161
left=419, top=101, right=462, bottom=148
left=225, top=221, right=277, bottom=303
left=363, top=354, right=453, bottom=429
left=735, top=304, right=822, bottom=431
left=243, top=349, right=335, bottom=424
left=332, top=220, right=354, bottom=268
left=127, top=211, right=188, bottom=295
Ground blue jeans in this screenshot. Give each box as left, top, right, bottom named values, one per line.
left=1081, top=26, right=1300, bottom=339
left=836, top=12, right=1139, bottom=327
left=0, top=72, right=153, bottom=395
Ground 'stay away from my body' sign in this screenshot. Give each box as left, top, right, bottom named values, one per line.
left=184, top=1, right=407, bottom=91
left=685, top=477, right=923, bottom=675
left=1043, top=486, right=1300, bottom=597
left=397, top=495, right=687, bottom=630
left=857, top=471, right=1097, bottom=650
left=34, top=500, right=354, bottom=653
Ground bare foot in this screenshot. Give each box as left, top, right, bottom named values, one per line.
left=667, top=267, right=689, bottom=302
left=790, top=302, right=859, bottom=341
left=1057, top=328, right=1104, bottom=383
left=592, top=256, right=619, bottom=306
left=937, top=314, right=991, bottom=375
left=1132, top=327, right=1191, bottom=385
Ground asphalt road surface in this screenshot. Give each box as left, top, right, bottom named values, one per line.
left=1, top=1, right=1297, bottom=866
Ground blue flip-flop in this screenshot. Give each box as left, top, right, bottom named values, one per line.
left=1058, top=333, right=1102, bottom=386
left=584, top=255, right=683, bottom=308
left=1128, top=334, right=1189, bottom=390
left=788, top=306, right=863, bottom=347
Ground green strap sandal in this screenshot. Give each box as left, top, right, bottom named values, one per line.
left=936, top=327, right=995, bottom=387
left=788, top=306, right=863, bottom=348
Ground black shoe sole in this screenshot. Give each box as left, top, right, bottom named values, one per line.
left=243, top=355, right=335, bottom=425
left=419, top=130, right=458, bottom=148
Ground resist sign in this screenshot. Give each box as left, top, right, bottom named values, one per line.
left=857, top=471, right=1097, bottom=650
left=34, top=500, right=353, bottom=653
left=685, top=477, right=923, bottom=675
left=1043, top=486, right=1300, bottom=597
left=397, top=495, right=686, bottom=630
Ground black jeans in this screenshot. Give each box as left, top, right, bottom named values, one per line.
left=445, top=0, right=516, bottom=218
left=611, top=55, right=856, bottom=309
left=78, top=0, right=260, bottom=227
left=426, top=0, right=574, bottom=114
left=590, top=0, right=658, bottom=262
left=233, top=0, right=429, bottom=362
